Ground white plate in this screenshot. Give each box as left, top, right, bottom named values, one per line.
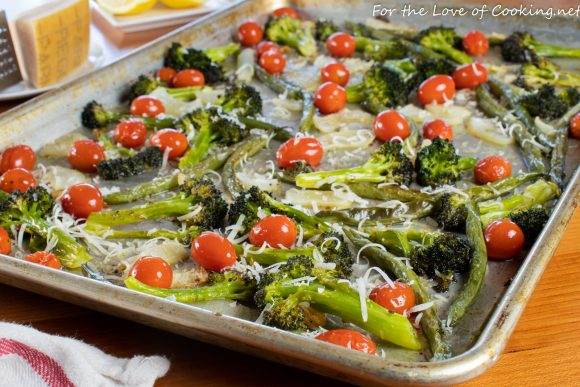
left=0, top=40, right=106, bottom=102
left=92, top=0, right=227, bottom=33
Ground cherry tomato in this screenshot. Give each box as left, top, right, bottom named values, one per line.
left=0, top=227, right=11, bottom=255
left=474, top=155, right=512, bottom=184
left=452, top=63, right=488, bottom=90
left=25, top=251, right=62, bottom=270
left=272, top=7, right=299, bottom=19
left=249, top=215, right=297, bottom=248
left=130, top=256, right=173, bottom=288
left=259, top=49, right=286, bottom=75
left=422, top=119, right=453, bottom=141
left=0, top=168, right=36, bottom=193
left=320, top=62, right=350, bottom=86
left=157, top=67, right=177, bottom=83
left=373, top=110, right=411, bottom=142
left=150, top=129, right=188, bottom=159
left=256, top=41, right=280, bottom=57
left=114, top=120, right=147, bottom=149
left=314, top=81, right=346, bottom=114
left=171, top=69, right=205, bottom=88
left=484, top=219, right=525, bottom=260
left=238, top=21, right=263, bottom=47
left=417, top=75, right=456, bottom=106
left=315, top=329, right=377, bottom=355
left=191, top=231, right=237, bottom=271
left=326, top=32, right=356, bottom=58
left=68, top=140, right=105, bottom=173
left=61, top=183, right=104, bottom=219
left=463, top=30, right=489, bottom=56
left=370, top=281, right=416, bottom=315
left=130, top=96, right=165, bottom=118
left=0, top=145, right=36, bottom=174
left=276, top=136, right=324, bottom=168
left=570, top=112, right=580, bottom=139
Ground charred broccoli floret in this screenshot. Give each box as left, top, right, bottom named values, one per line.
left=432, top=193, right=468, bottom=231
left=96, top=147, right=164, bottom=180
left=278, top=161, right=314, bottom=184
left=415, top=57, right=456, bottom=81
left=509, top=207, right=550, bottom=243
left=501, top=32, right=580, bottom=63
left=514, top=59, right=580, bottom=89
left=295, top=141, right=414, bottom=189
left=80, top=101, right=176, bottom=130
left=265, top=16, right=317, bottom=58
left=315, top=18, right=339, bottom=42
left=0, top=187, right=91, bottom=268
left=218, top=84, right=263, bottom=117
left=415, top=26, right=472, bottom=64
left=415, top=138, right=477, bottom=187
left=519, top=85, right=580, bottom=120
left=164, top=42, right=239, bottom=83
left=126, top=74, right=210, bottom=101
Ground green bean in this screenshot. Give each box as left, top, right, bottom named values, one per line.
left=222, top=136, right=268, bottom=197
left=466, top=172, right=545, bottom=202
left=255, top=66, right=303, bottom=99
left=348, top=182, right=435, bottom=203
left=238, top=117, right=292, bottom=141
left=298, top=92, right=316, bottom=133
left=447, top=201, right=487, bottom=326
left=549, top=102, right=580, bottom=188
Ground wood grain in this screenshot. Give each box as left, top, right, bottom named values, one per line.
left=0, top=99, right=578, bottom=385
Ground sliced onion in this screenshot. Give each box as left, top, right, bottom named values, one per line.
left=465, top=116, right=514, bottom=146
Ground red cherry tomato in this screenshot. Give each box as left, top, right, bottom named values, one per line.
left=320, top=62, right=350, bottom=86
left=238, top=21, right=264, bottom=47
left=157, top=67, right=177, bottom=83
left=373, top=110, right=411, bottom=142
left=0, top=168, right=36, bottom=193
left=171, top=69, right=205, bottom=88
left=326, top=32, right=356, bottom=58
left=417, top=75, right=456, bottom=106
left=0, top=145, right=36, bottom=174
left=0, top=227, right=11, bottom=255
left=191, top=231, right=237, bottom=271
left=314, top=81, right=346, bottom=115
left=130, top=256, right=173, bottom=288
left=422, top=119, right=453, bottom=141
left=474, top=155, right=512, bottom=184
left=370, top=281, right=416, bottom=315
left=452, top=63, right=488, bottom=90
left=570, top=113, right=580, bottom=139
left=150, top=129, right=188, bottom=159
left=256, top=41, right=280, bottom=57
left=249, top=215, right=297, bottom=248
left=68, top=140, right=105, bottom=173
left=272, top=7, right=299, bottom=19
left=484, top=219, right=525, bottom=260
left=276, top=136, right=324, bottom=168
left=259, top=49, right=286, bottom=75
left=315, top=329, right=377, bottom=355
left=130, top=96, right=165, bottom=118
left=463, top=30, right=489, bottom=56
left=61, top=183, right=104, bottom=219
left=114, top=120, right=147, bottom=149
left=25, top=251, right=62, bottom=270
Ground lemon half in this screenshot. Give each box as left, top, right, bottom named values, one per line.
left=159, top=0, right=204, bottom=9
left=97, top=0, right=157, bottom=15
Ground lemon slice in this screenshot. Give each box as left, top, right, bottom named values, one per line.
left=159, top=0, right=204, bottom=9
left=97, top=0, right=157, bottom=15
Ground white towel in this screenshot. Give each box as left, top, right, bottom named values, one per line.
left=0, top=322, right=170, bottom=387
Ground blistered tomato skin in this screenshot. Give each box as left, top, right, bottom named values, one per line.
left=463, top=30, right=489, bottom=56
left=130, top=256, right=173, bottom=288
left=373, top=110, right=411, bottom=142
left=114, top=120, right=148, bottom=149
left=320, top=62, right=350, bottom=86
left=238, top=21, right=264, bottom=47
left=315, top=329, right=377, bottom=355
left=474, top=155, right=512, bottom=184
left=150, top=129, right=188, bottom=159
left=25, top=251, right=62, bottom=270
left=256, top=41, right=280, bottom=57
left=130, top=96, right=165, bottom=118
left=171, top=69, right=205, bottom=87
left=417, top=75, right=456, bottom=106
left=68, top=140, right=105, bottom=173
left=452, top=63, right=488, bottom=89
left=259, top=49, right=286, bottom=75
left=272, top=7, right=299, bottom=19
left=326, top=32, right=356, bottom=58
left=423, top=119, right=453, bottom=141
left=570, top=113, right=580, bottom=139
left=369, top=281, right=416, bottom=315
left=61, top=183, right=105, bottom=219
left=249, top=215, right=298, bottom=248
left=484, top=219, right=525, bottom=260
left=0, top=145, right=36, bottom=174
left=0, top=227, right=11, bottom=255
left=0, top=168, right=37, bottom=193
left=191, top=231, right=238, bottom=271
left=314, top=82, right=346, bottom=115
left=157, top=67, right=177, bottom=83
left=276, top=136, right=324, bottom=168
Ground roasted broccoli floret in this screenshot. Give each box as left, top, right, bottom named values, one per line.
left=126, top=74, right=210, bottom=101
left=315, top=18, right=339, bottom=42
left=0, top=187, right=91, bottom=268
left=178, top=107, right=249, bottom=170
left=96, top=147, right=163, bottom=180
left=501, top=32, right=580, bottom=63
left=415, top=26, right=472, bottom=64
left=519, top=85, right=580, bottom=121
left=80, top=101, right=176, bottom=130
left=509, top=207, right=550, bottom=243
left=265, top=15, right=317, bottom=58
left=228, top=186, right=330, bottom=239
left=278, top=161, right=314, bottom=184
left=415, top=57, right=456, bottom=81
left=432, top=193, right=468, bottom=231
left=125, top=270, right=255, bottom=303
left=295, top=141, right=414, bottom=189
left=217, top=84, right=263, bottom=117
left=514, top=59, right=580, bottom=89
left=355, top=36, right=407, bottom=61
left=346, top=64, right=410, bottom=114
left=85, top=178, right=227, bottom=232
left=164, top=42, right=239, bottom=83
left=415, top=138, right=477, bottom=187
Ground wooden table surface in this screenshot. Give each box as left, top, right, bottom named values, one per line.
left=0, top=97, right=579, bottom=385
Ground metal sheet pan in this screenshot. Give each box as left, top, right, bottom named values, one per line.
left=0, top=0, right=578, bottom=384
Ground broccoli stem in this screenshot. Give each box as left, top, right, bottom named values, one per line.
left=86, top=225, right=199, bottom=242
left=447, top=202, right=487, bottom=326
left=237, top=117, right=292, bottom=141
left=243, top=246, right=315, bottom=265
left=204, top=42, right=241, bottom=63
left=345, top=83, right=365, bottom=103
left=165, top=86, right=205, bottom=101
left=178, top=124, right=213, bottom=170
left=124, top=276, right=253, bottom=303
left=298, top=93, right=316, bottom=133
left=345, top=228, right=450, bottom=359
left=532, top=42, right=580, bottom=59
left=348, top=182, right=435, bottom=203
left=222, top=136, right=268, bottom=198
left=296, top=165, right=393, bottom=189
